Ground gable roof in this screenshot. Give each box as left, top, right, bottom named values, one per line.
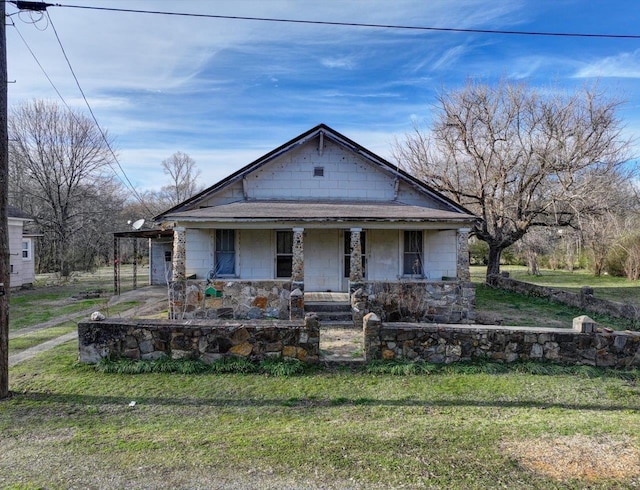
left=7, top=205, right=32, bottom=220
left=154, top=124, right=475, bottom=221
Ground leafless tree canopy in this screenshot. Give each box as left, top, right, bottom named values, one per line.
left=395, top=81, right=634, bottom=277
left=9, top=100, right=120, bottom=276
left=160, top=151, right=202, bottom=206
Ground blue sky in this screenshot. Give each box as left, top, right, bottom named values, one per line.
left=6, top=0, right=640, bottom=193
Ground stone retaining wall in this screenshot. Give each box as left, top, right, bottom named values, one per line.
left=78, top=315, right=320, bottom=364
left=363, top=313, right=640, bottom=368
left=487, top=274, right=640, bottom=322
left=170, top=280, right=294, bottom=320
left=353, top=280, right=475, bottom=326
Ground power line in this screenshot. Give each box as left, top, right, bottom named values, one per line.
left=10, top=19, right=70, bottom=111
left=44, top=11, right=155, bottom=215
left=9, top=1, right=640, bottom=40
left=11, top=18, right=153, bottom=213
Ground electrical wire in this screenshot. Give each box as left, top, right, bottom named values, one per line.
left=15, top=2, right=640, bottom=40
left=9, top=18, right=68, bottom=107
left=44, top=11, right=155, bottom=216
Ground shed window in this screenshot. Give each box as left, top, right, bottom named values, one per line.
left=22, top=239, right=31, bottom=260
left=215, top=229, right=235, bottom=276
left=313, top=167, right=324, bottom=177
left=403, top=230, right=423, bottom=276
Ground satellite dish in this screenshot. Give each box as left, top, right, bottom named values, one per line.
left=131, top=218, right=145, bottom=230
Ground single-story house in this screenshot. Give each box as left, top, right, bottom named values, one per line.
left=7, top=205, right=37, bottom=289
left=154, top=124, right=477, bottom=322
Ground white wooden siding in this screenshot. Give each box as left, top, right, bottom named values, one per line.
left=423, top=230, right=457, bottom=279
left=200, top=181, right=244, bottom=207
left=367, top=229, right=400, bottom=281
left=243, top=141, right=397, bottom=201
left=238, top=229, right=273, bottom=279
left=304, top=229, right=342, bottom=291
left=185, top=229, right=213, bottom=278
left=8, top=219, right=35, bottom=288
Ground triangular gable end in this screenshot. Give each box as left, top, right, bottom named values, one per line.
left=154, top=124, right=473, bottom=220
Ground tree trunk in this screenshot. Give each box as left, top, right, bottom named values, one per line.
left=486, top=244, right=503, bottom=278
left=527, top=251, right=540, bottom=276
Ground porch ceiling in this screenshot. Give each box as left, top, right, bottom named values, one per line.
left=162, top=200, right=476, bottom=223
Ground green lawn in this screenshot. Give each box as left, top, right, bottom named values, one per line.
left=9, top=265, right=149, bottom=331
left=472, top=266, right=640, bottom=331
left=8, top=301, right=140, bottom=355
left=2, top=343, right=640, bottom=489
left=471, top=265, right=640, bottom=305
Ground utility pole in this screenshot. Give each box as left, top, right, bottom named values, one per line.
left=0, top=0, right=11, bottom=400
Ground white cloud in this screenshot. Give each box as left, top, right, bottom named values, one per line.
left=320, top=57, right=355, bottom=69
left=574, top=50, right=640, bottom=79
left=432, top=45, right=468, bottom=71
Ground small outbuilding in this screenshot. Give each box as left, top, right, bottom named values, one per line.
left=7, top=205, right=37, bottom=289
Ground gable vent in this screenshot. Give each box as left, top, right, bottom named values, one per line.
left=313, top=167, right=324, bottom=177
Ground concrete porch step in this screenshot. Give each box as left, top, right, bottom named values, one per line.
left=305, top=302, right=352, bottom=322
left=305, top=301, right=351, bottom=313
left=312, top=311, right=354, bottom=323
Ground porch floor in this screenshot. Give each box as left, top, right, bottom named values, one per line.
left=304, top=292, right=349, bottom=302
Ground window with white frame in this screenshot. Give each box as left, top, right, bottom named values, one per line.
left=403, top=230, right=423, bottom=276
left=214, top=229, right=235, bottom=276
left=22, top=239, right=32, bottom=260
left=276, top=230, right=293, bottom=278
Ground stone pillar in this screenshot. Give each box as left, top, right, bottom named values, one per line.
left=171, top=227, right=186, bottom=282
left=290, top=287, right=304, bottom=320
left=349, top=228, right=363, bottom=291
left=456, top=228, right=471, bottom=282
left=170, top=227, right=186, bottom=319
left=363, top=312, right=381, bottom=362
left=290, top=228, right=304, bottom=319
left=291, top=227, right=304, bottom=287
left=351, top=287, right=367, bottom=329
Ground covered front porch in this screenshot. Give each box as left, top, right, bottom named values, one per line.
left=170, top=224, right=472, bottom=294
left=166, top=223, right=474, bottom=324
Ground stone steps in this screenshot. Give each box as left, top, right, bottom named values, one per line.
left=305, top=301, right=352, bottom=323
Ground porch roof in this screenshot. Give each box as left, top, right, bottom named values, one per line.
left=163, top=200, right=476, bottom=223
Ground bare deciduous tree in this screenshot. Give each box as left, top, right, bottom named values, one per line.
left=395, top=81, right=634, bottom=279
left=160, top=151, right=202, bottom=206
left=9, top=100, right=117, bottom=276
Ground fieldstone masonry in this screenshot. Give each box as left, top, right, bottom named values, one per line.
left=349, top=228, right=363, bottom=282
left=78, top=315, right=320, bottom=364
left=355, top=280, right=475, bottom=324
left=363, top=313, right=640, bottom=367
left=291, top=228, right=304, bottom=283
left=169, top=280, right=294, bottom=320
left=456, top=228, right=471, bottom=282
left=171, top=227, right=186, bottom=282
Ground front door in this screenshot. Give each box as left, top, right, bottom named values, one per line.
left=304, top=229, right=342, bottom=292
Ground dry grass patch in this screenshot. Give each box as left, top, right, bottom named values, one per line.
left=502, top=434, right=640, bottom=481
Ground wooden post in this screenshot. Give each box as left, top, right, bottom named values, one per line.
left=0, top=0, right=10, bottom=399
left=132, top=238, right=138, bottom=290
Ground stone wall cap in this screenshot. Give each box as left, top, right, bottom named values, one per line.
left=383, top=322, right=578, bottom=334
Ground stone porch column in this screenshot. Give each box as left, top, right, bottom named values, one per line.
left=170, top=227, right=187, bottom=320
left=172, top=227, right=186, bottom=282
left=290, top=228, right=305, bottom=319
left=456, top=228, right=471, bottom=282
left=349, top=228, right=363, bottom=292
